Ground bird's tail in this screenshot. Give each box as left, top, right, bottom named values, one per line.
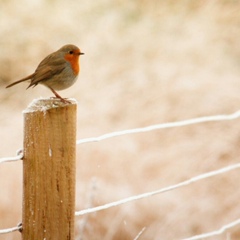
left=6, top=73, right=34, bottom=88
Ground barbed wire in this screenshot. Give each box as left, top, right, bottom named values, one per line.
left=181, top=218, right=240, bottom=240
left=75, top=162, right=240, bottom=216
left=77, top=109, right=240, bottom=144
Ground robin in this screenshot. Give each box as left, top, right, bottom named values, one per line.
left=6, top=44, right=84, bottom=103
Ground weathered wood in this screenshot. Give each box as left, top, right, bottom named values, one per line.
left=22, top=98, right=77, bottom=240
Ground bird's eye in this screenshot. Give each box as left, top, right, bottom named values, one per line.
left=69, top=50, right=74, bottom=54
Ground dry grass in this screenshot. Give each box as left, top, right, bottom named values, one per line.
left=1, top=0, right=240, bottom=239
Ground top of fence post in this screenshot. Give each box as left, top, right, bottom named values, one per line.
left=22, top=98, right=77, bottom=240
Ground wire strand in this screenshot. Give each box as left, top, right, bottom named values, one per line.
left=2, top=162, right=238, bottom=236
left=0, top=152, right=23, bottom=164
left=0, top=224, right=22, bottom=234
left=77, top=110, right=240, bottom=144
left=181, top=218, right=240, bottom=240
left=75, top=162, right=240, bottom=216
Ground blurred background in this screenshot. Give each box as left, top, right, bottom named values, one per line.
left=1, top=0, right=240, bottom=239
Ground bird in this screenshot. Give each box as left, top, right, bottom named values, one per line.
left=6, top=44, right=84, bottom=103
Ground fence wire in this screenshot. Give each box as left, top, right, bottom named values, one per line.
left=77, top=110, right=240, bottom=144
left=182, top=218, right=240, bottom=240
left=0, top=149, right=23, bottom=164
left=1, top=109, right=240, bottom=238
left=1, top=110, right=240, bottom=164
left=75, top=162, right=240, bottom=216
left=0, top=224, right=21, bottom=234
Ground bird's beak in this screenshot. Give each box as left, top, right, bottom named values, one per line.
left=79, top=52, right=84, bottom=55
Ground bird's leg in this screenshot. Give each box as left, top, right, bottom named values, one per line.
left=48, top=87, right=71, bottom=104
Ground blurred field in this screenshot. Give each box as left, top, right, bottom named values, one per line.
left=1, top=0, right=240, bottom=239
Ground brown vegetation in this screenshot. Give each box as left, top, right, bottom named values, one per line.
left=1, top=0, right=240, bottom=239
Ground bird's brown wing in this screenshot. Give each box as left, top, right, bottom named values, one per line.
left=28, top=53, right=67, bottom=88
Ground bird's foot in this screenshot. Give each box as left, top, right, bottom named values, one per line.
left=50, top=96, right=72, bottom=104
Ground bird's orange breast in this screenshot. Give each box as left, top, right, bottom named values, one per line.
left=64, top=53, right=80, bottom=75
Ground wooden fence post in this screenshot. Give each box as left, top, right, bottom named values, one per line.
left=22, top=98, right=77, bottom=240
